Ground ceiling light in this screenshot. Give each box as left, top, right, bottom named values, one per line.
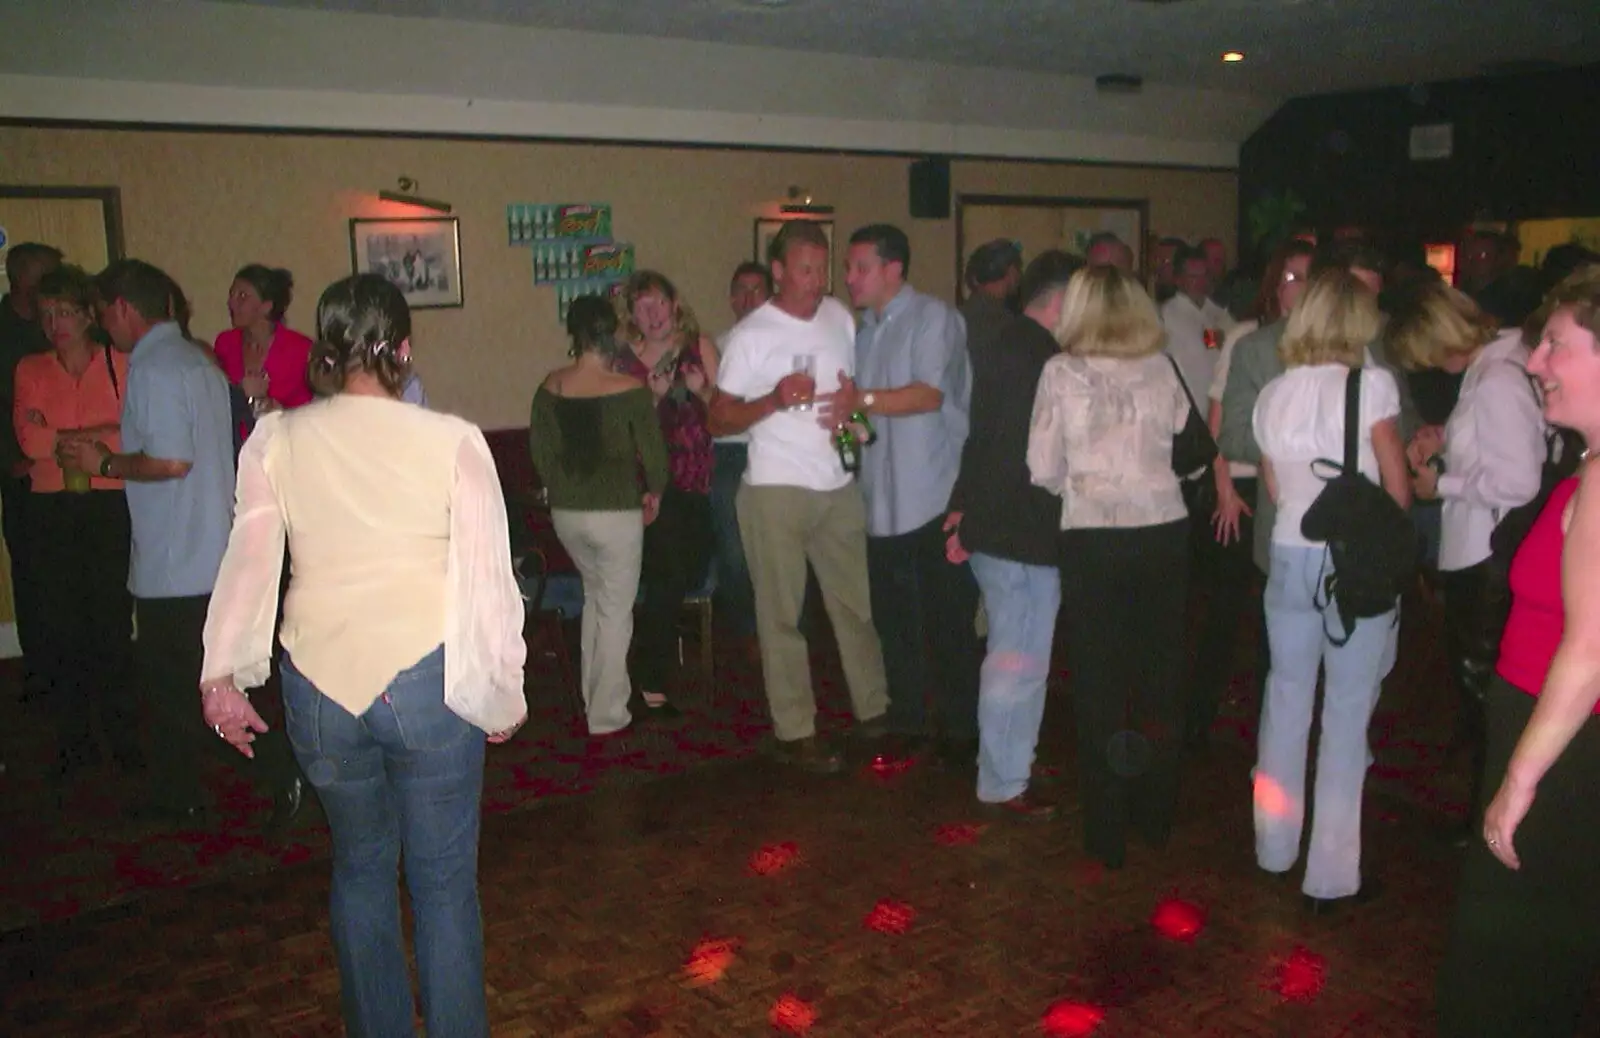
left=1222, top=51, right=1245, bottom=63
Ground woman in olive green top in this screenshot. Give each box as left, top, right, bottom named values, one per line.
left=530, top=296, right=669, bottom=735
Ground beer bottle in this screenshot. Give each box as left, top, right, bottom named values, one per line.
left=834, top=422, right=861, bottom=474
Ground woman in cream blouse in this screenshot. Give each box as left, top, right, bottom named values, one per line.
left=1027, top=265, right=1191, bottom=870
left=200, top=275, right=526, bottom=1038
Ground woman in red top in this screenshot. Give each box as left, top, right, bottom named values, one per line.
left=613, top=271, right=717, bottom=719
left=12, top=265, right=137, bottom=781
left=212, top=265, right=315, bottom=422
left=1437, top=266, right=1600, bottom=1037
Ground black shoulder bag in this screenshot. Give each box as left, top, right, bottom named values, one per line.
left=1166, top=355, right=1219, bottom=522
left=1299, top=369, right=1415, bottom=645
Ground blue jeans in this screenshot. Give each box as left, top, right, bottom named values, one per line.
left=711, top=442, right=755, bottom=636
left=1255, top=544, right=1394, bottom=899
left=970, top=553, right=1061, bottom=803
left=282, top=645, right=489, bottom=1038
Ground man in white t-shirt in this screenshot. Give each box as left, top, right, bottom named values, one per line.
left=711, top=221, right=889, bottom=773
left=1161, top=244, right=1237, bottom=408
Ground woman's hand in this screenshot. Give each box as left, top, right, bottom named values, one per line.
left=642, top=492, right=662, bottom=526
left=646, top=368, right=673, bottom=401
left=487, top=711, right=527, bottom=744
left=240, top=373, right=270, bottom=401
left=1407, top=424, right=1445, bottom=471
left=1211, top=477, right=1251, bottom=546
left=1413, top=462, right=1440, bottom=501
left=1482, top=773, right=1536, bottom=870
left=682, top=362, right=708, bottom=398
left=200, top=680, right=270, bottom=759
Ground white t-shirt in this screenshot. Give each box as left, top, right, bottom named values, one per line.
left=717, top=297, right=856, bottom=492
left=1161, top=292, right=1236, bottom=420
left=1253, top=363, right=1400, bottom=548
left=712, top=328, right=748, bottom=445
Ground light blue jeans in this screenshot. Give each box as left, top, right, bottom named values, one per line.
left=283, top=645, right=489, bottom=1038
left=1255, top=544, right=1396, bottom=899
left=970, top=553, right=1062, bottom=804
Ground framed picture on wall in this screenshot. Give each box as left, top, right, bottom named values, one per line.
left=349, top=217, right=463, bottom=309
left=753, top=218, right=834, bottom=292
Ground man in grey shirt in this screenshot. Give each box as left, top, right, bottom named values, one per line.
left=66, top=260, right=301, bottom=828
left=822, top=223, right=980, bottom=765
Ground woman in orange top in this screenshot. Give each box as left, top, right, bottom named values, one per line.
left=211, top=265, right=315, bottom=426
left=13, top=265, right=136, bottom=781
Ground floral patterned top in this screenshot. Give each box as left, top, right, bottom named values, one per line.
left=615, top=339, right=714, bottom=495
left=1026, top=351, right=1189, bottom=530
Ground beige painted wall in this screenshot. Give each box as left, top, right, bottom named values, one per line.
left=0, top=126, right=1235, bottom=428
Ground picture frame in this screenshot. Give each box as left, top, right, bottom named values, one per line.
left=349, top=216, right=463, bottom=309
left=753, top=217, right=834, bottom=292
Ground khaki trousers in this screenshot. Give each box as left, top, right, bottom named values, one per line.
left=736, top=482, right=888, bottom=741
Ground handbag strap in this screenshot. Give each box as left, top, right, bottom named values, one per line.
left=1166, top=354, right=1203, bottom=415
left=1342, top=367, right=1361, bottom=475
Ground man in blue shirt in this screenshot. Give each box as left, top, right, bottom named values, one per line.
left=822, top=223, right=980, bottom=766
left=64, top=260, right=301, bottom=828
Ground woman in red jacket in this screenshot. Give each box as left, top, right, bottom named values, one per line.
left=212, top=264, right=314, bottom=421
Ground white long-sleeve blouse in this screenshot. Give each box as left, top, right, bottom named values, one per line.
left=1437, top=328, right=1546, bottom=572
left=200, top=395, right=527, bottom=730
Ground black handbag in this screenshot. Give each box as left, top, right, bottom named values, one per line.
left=1167, top=355, right=1219, bottom=520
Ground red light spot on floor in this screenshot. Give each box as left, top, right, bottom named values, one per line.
left=933, top=822, right=986, bottom=846
left=1150, top=898, right=1206, bottom=943
left=748, top=842, right=800, bottom=876
left=869, top=753, right=914, bottom=776
left=1273, top=945, right=1327, bottom=1002
left=1073, top=860, right=1106, bottom=886
left=683, top=936, right=740, bottom=986
left=1040, top=998, right=1105, bottom=1036
left=863, top=899, right=916, bottom=935
left=769, top=992, right=816, bottom=1034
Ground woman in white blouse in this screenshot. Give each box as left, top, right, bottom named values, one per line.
left=1388, top=283, right=1544, bottom=829
left=1027, top=265, right=1191, bottom=870
left=199, top=275, right=526, bottom=1038
left=1252, top=269, right=1411, bottom=912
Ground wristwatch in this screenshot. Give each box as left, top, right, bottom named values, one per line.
left=1425, top=454, right=1446, bottom=477
left=861, top=391, right=877, bottom=412
left=98, top=452, right=115, bottom=478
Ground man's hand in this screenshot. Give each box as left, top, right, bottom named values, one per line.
left=772, top=371, right=816, bottom=411
left=815, top=370, right=861, bottom=428
left=943, top=511, right=969, bottom=564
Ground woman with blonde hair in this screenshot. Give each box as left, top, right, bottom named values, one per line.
left=613, top=271, right=717, bottom=717
left=1251, top=269, right=1411, bottom=912
left=1388, top=281, right=1545, bottom=833
left=1437, top=265, right=1600, bottom=1036
left=1027, top=265, right=1191, bottom=869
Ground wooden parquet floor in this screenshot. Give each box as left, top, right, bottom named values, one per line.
left=2, top=588, right=1587, bottom=1036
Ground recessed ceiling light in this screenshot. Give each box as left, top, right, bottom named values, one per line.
left=1222, top=51, right=1245, bottom=63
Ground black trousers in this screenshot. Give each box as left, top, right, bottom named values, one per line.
left=1187, top=477, right=1267, bottom=740
left=136, top=594, right=296, bottom=812
left=1436, top=677, right=1600, bottom=1037
left=636, top=488, right=713, bottom=694
left=1061, top=520, right=1189, bottom=866
left=29, top=490, right=139, bottom=768
left=1, top=474, right=43, bottom=676
left=867, top=514, right=981, bottom=741
left=1439, top=561, right=1510, bottom=826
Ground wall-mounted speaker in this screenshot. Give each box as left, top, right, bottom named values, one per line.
left=909, top=157, right=951, bottom=220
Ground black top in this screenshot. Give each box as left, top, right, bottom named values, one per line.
left=946, top=312, right=1062, bottom=566
left=960, top=293, right=1014, bottom=367
left=0, top=295, right=52, bottom=475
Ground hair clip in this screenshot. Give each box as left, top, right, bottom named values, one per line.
left=369, top=340, right=392, bottom=357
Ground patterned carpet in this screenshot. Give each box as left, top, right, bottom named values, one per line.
left=0, top=586, right=1468, bottom=935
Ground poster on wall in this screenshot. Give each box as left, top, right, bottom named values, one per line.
left=533, top=242, right=636, bottom=284
left=555, top=279, right=625, bottom=324
left=349, top=217, right=464, bottom=309
left=507, top=202, right=612, bottom=246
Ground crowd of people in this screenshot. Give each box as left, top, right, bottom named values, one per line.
left=1, top=216, right=1597, bottom=1034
